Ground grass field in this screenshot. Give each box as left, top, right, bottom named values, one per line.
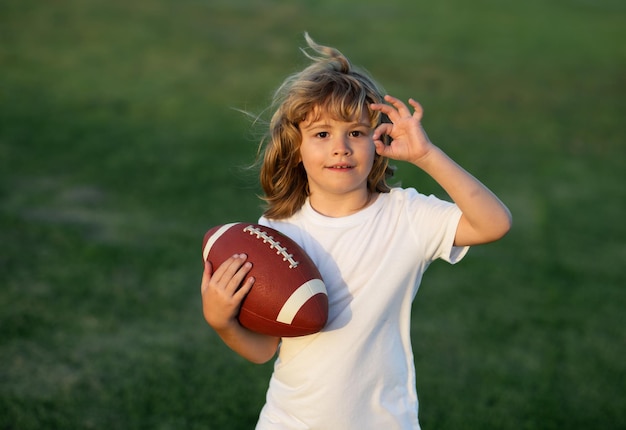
left=1, top=0, right=625, bottom=428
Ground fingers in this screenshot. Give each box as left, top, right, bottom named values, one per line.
left=371, top=95, right=423, bottom=121
left=370, top=95, right=407, bottom=120
left=204, top=253, right=254, bottom=298
left=233, top=275, right=255, bottom=301
left=213, top=254, right=253, bottom=292
left=370, top=99, right=395, bottom=118
left=383, top=95, right=412, bottom=117
left=407, top=98, right=424, bottom=120
left=201, top=254, right=255, bottom=331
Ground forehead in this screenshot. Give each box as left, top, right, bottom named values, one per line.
left=301, top=105, right=371, bottom=127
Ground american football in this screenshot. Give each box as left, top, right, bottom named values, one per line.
left=202, top=222, right=328, bottom=337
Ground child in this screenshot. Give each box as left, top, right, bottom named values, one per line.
left=201, top=33, right=512, bottom=429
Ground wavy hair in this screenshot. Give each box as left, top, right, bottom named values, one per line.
left=258, top=33, right=394, bottom=219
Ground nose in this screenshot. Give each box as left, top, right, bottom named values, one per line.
left=332, top=136, right=352, bottom=156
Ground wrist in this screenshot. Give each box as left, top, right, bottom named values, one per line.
left=409, top=143, right=441, bottom=169
left=208, top=315, right=241, bottom=334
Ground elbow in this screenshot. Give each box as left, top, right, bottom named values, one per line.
left=243, top=338, right=280, bottom=364
left=456, top=209, right=512, bottom=247
left=493, top=209, right=513, bottom=241
left=248, top=355, right=273, bottom=365
left=246, top=349, right=277, bottom=365
left=504, top=207, right=513, bottom=233
left=477, top=210, right=512, bottom=244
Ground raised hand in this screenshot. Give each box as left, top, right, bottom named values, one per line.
left=371, top=96, right=512, bottom=246
left=370, top=95, right=435, bottom=165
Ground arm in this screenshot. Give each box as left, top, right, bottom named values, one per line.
left=371, top=95, right=512, bottom=247
left=201, top=255, right=280, bottom=364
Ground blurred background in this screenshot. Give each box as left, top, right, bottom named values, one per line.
left=1, top=0, right=624, bottom=428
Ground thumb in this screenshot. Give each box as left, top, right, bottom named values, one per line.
left=374, top=140, right=389, bottom=157
left=201, top=260, right=213, bottom=294
left=372, top=123, right=392, bottom=142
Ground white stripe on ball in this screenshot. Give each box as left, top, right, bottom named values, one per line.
left=276, top=279, right=327, bottom=324
left=203, top=222, right=238, bottom=261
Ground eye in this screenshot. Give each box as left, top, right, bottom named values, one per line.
left=349, top=130, right=368, bottom=138
left=316, top=131, right=329, bottom=138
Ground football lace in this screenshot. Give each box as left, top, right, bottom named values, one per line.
left=243, top=225, right=300, bottom=269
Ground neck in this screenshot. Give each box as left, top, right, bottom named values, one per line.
left=309, top=191, right=377, bottom=218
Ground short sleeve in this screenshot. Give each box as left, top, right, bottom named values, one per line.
left=400, top=188, right=469, bottom=264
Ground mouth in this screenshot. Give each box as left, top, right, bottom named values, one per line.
left=327, top=164, right=354, bottom=170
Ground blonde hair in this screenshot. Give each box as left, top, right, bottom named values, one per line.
left=258, top=33, right=394, bottom=219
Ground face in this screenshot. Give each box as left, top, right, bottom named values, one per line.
left=298, top=109, right=376, bottom=207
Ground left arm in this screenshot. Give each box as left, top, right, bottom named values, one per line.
left=371, top=95, right=512, bottom=246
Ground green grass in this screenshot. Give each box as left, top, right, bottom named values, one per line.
left=1, top=0, right=624, bottom=428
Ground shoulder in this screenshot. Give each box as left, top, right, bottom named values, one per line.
left=258, top=210, right=309, bottom=244
left=383, top=187, right=462, bottom=235
left=258, top=207, right=303, bottom=231
left=383, top=187, right=452, bottom=212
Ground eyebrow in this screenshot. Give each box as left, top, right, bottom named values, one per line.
left=302, top=121, right=371, bottom=130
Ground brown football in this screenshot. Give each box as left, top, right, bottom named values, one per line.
left=202, top=223, right=328, bottom=337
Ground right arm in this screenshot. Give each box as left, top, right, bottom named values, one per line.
left=201, top=255, right=280, bottom=364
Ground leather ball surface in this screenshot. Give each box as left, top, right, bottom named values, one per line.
left=202, top=223, right=328, bottom=337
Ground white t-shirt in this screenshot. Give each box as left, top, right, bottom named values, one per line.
left=255, top=188, right=468, bottom=430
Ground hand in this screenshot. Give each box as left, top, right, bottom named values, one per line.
left=370, top=95, right=435, bottom=165
left=201, top=254, right=255, bottom=332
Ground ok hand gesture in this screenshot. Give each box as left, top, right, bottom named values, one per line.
left=370, top=95, right=435, bottom=166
